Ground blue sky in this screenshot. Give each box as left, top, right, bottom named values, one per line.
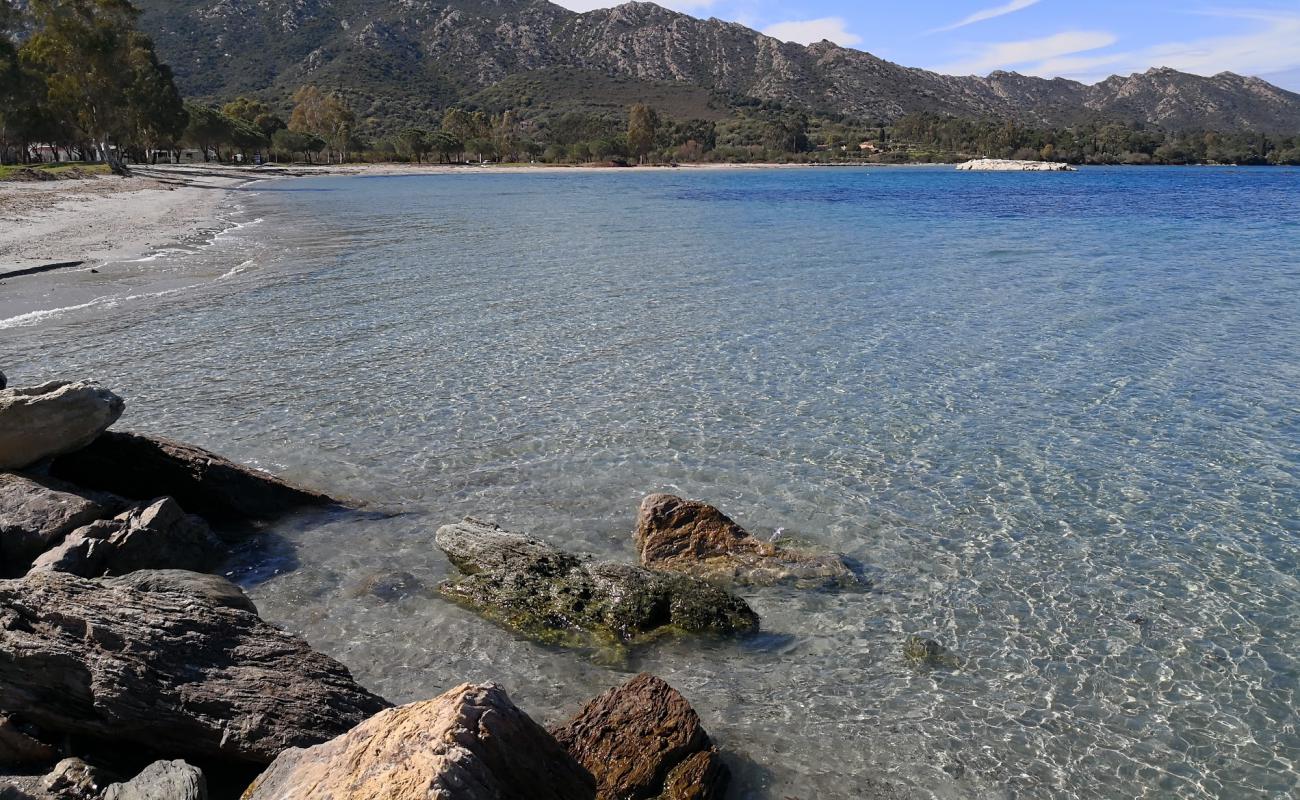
left=551, top=0, right=1300, bottom=90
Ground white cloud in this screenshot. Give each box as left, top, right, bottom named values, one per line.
left=931, top=0, right=1040, bottom=34
left=762, top=17, right=862, bottom=47
left=1024, top=10, right=1300, bottom=85
left=938, top=30, right=1117, bottom=75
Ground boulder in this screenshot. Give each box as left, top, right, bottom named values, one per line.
left=105, top=569, right=257, bottom=614
left=242, top=683, right=596, bottom=800
left=0, top=473, right=120, bottom=577
left=0, top=571, right=389, bottom=764
left=49, top=432, right=336, bottom=524
left=102, top=760, right=206, bottom=800
left=41, top=758, right=114, bottom=800
left=634, top=494, right=857, bottom=588
left=0, top=716, right=54, bottom=766
left=0, top=382, right=125, bottom=470
left=551, top=673, right=728, bottom=800
left=28, top=498, right=224, bottom=578
left=435, top=519, right=758, bottom=650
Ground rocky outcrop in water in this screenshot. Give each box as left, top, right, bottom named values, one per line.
left=0, top=571, right=389, bottom=764
left=242, top=683, right=596, bottom=800
left=955, top=159, right=1077, bottom=172
left=102, top=760, right=207, bottom=800
left=0, top=473, right=121, bottom=577
left=551, top=673, right=728, bottom=800
left=49, top=432, right=337, bottom=523
left=0, top=382, right=125, bottom=471
left=28, top=497, right=223, bottom=578
left=634, top=493, right=857, bottom=588
left=436, top=518, right=759, bottom=650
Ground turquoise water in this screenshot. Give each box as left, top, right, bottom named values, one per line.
left=4, top=167, right=1299, bottom=798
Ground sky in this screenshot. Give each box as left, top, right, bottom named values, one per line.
left=550, top=0, right=1300, bottom=90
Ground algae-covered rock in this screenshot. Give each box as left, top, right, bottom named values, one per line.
left=903, top=636, right=961, bottom=670
left=635, top=493, right=858, bottom=589
left=435, top=518, right=759, bottom=650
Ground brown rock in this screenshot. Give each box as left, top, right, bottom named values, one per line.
left=0, top=473, right=120, bottom=576
left=0, top=571, right=389, bottom=764
left=0, top=382, right=124, bottom=470
left=49, top=432, right=336, bottom=524
left=105, top=569, right=257, bottom=614
left=28, top=497, right=224, bottom=578
left=634, top=493, right=857, bottom=588
left=41, top=757, right=115, bottom=800
left=0, top=716, right=54, bottom=767
left=242, top=683, right=596, bottom=800
left=551, top=673, right=728, bottom=800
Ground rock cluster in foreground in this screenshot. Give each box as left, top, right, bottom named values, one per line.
left=955, top=158, right=1078, bottom=172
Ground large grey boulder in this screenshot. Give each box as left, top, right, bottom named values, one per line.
left=0, top=473, right=120, bottom=577
left=243, top=683, right=595, bottom=800
left=50, top=432, right=336, bottom=523
left=28, top=498, right=223, bottom=578
left=0, top=382, right=124, bottom=470
left=0, top=571, right=389, bottom=764
left=102, top=760, right=206, bottom=800
left=435, top=518, right=759, bottom=651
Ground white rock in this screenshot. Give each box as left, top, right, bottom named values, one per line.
left=955, top=158, right=1077, bottom=172
left=0, top=381, right=125, bottom=469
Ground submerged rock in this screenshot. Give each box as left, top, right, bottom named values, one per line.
left=243, top=683, right=596, bottom=800
left=634, top=494, right=857, bottom=588
left=435, top=518, right=759, bottom=650
left=0, top=473, right=120, bottom=576
left=0, top=571, right=389, bottom=764
left=102, top=760, right=207, bottom=800
left=902, top=636, right=961, bottom=670
left=551, top=673, right=729, bottom=800
left=49, top=432, right=336, bottom=524
left=0, top=382, right=125, bottom=470
left=29, top=497, right=223, bottom=578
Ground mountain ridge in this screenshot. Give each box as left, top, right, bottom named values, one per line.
left=132, top=0, right=1300, bottom=132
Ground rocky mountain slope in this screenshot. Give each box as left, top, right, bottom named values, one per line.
left=133, top=0, right=1300, bottom=131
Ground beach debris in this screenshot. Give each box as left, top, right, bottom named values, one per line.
left=634, top=493, right=859, bottom=589
left=551, top=673, right=729, bottom=800
left=243, top=683, right=595, bottom=800
left=0, top=381, right=124, bottom=470
left=50, top=431, right=338, bottom=523
left=0, top=571, right=389, bottom=765
left=435, top=517, right=759, bottom=651
left=28, top=497, right=224, bottom=578
left=903, top=635, right=961, bottom=670
left=0, top=472, right=123, bottom=577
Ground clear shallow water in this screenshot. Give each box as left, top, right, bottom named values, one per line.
left=4, top=166, right=1300, bottom=799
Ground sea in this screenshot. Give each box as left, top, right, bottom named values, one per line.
left=4, top=166, right=1299, bottom=799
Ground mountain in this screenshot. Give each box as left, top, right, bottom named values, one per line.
left=132, top=0, right=1300, bottom=132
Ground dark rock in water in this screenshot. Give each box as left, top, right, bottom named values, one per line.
left=102, top=760, right=207, bottom=800
left=243, top=683, right=596, bottom=800
left=345, top=570, right=434, bottom=602
left=0, top=372, right=6, bottom=389
left=551, top=673, right=729, bottom=800
left=903, top=636, right=961, bottom=669
left=105, top=569, right=257, bottom=614
left=0, top=716, right=55, bottom=767
left=0, top=473, right=122, bottom=577
left=28, top=497, right=224, bottom=578
left=41, top=758, right=116, bottom=800
left=634, top=493, right=858, bottom=588
left=435, top=518, right=759, bottom=650
left=0, top=571, right=390, bottom=764
left=49, top=432, right=336, bottom=525
left=0, top=382, right=125, bottom=471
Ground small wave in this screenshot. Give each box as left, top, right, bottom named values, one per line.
left=0, top=285, right=194, bottom=330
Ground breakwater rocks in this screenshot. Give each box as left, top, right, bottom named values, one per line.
left=955, top=158, right=1078, bottom=171
left=0, top=379, right=742, bottom=799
